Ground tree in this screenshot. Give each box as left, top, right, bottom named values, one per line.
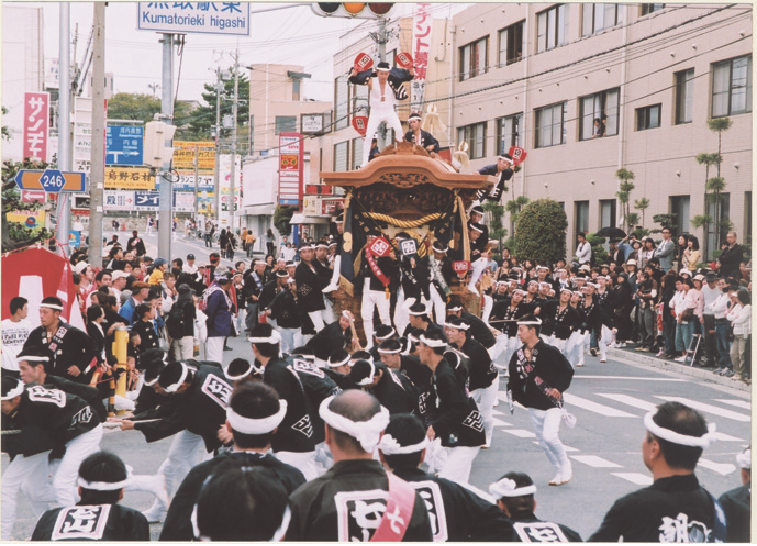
left=482, top=200, right=507, bottom=260
left=2, top=106, right=10, bottom=141
left=513, top=199, right=567, bottom=264
left=2, top=158, right=55, bottom=252
left=504, top=196, right=529, bottom=239
left=106, top=92, right=195, bottom=127
left=634, top=197, right=650, bottom=227
left=587, top=234, right=609, bottom=265
left=695, top=117, right=732, bottom=258
left=652, top=213, right=678, bottom=235
left=615, top=168, right=635, bottom=235
left=273, top=205, right=295, bottom=237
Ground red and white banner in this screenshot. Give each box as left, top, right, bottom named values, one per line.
left=23, top=92, right=49, bottom=163
left=278, top=133, right=303, bottom=207
left=411, top=3, right=432, bottom=109
left=509, top=146, right=528, bottom=166
left=369, top=236, right=392, bottom=257
left=352, top=115, right=368, bottom=137
left=452, top=260, right=471, bottom=278
left=1, top=247, right=84, bottom=330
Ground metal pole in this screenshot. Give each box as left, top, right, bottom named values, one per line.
left=230, top=49, right=238, bottom=236
left=158, top=33, right=174, bottom=260
left=213, top=69, right=221, bottom=225
left=377, top=18, right=387, bottom=151
left=88, top=2, right=105, bottom=265
left=56, top=2, right=71, bottom=256
left=194, top=144, right=199, bottom=222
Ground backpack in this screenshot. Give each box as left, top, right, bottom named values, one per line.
left=166, top=301, right=185, bottom=338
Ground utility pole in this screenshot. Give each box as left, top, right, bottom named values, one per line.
left=157, top=33, right=174, bottom=260
left=89, top=2, right=105, bottom=264
left=230, top=48, right=239, bottom=236
left=194, top=144, right=199, bottom=221
left=56, top=3, right=71, bottom=256
left=376, top=18, right=388, bottom=151
left=213, top=68, right=222, bottom=225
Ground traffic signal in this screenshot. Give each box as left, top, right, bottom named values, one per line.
left=310, top=3, right=395, bottom=19
left=144, top=121, right=177, bottom=168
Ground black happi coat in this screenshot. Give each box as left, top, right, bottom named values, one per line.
left=286, top=357, right=341, bottom=445
left=160, top=451, right=306, bottom=541
left=460, top=310, right=496, bottom=349
left=460, top=337, right=497, bottom=392
left=718, top=483, right=750, bottom=543
left=491, top=300, right=536, bottom=337
left=296, top=261, right=331, bottom=313
left=403, top=129, right=440, bottom=153
left=262, top=356, right=316, bottom=453
left=24, top=321, right=97, bottom=385
left=508, top=341, right=574, bottom=411
left=540, top=301, right=581, bottom=340
left=509, top=510, right=582, bottom=543
left=132, top=364, right=231, bottom=453
left=365, top=362, right=418, bottom=416
left=32, top=504, right=149, bottom=541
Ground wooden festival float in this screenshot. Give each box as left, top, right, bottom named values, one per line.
left=321, top=141, right=496, bottom=345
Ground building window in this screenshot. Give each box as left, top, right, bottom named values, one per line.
left=496, top=113, right=523, bottom=155
left=352, top=83, right=368, bottom=117
left=459, top=37, right=489, bottom=81
left=335, top=75, right=349, bottom=131
left=636, top=104, right=661, bottom=131
left=641, top=3, right=664, bottom=15
left=575, top=201, right=590, bottom=244
left=536, top=4, right=568, bottom=53
left=457, top=122, right=487, bottom=159
left=675, top=69, right=694, bottom=124
left=334, top=141, right=348, bottom=171
left=669, top=196, right=690, bottom=240
left=579, top=88, right=620, bottom=140
left=498, top=21, right=524, bottom=66
left=712, top=55, right=752, bottom=117
left=581, top=4, right=622, bottom=37
left=600, top=199, right=616, bottom=228
left=275, top=116, right=297, bottom=135
left=535, top=102, right=567, bottom=148
left=352, top=137, right=363, bottom=170
left=292, top=78, right=301, bottom=101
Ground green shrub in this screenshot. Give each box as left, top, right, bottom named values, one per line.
left=513, top=199, right=567, bottom=263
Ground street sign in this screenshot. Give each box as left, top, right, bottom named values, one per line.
left=21, top=190, right=46, bottom=203
left=106, top=125, right=144, bottom=166
left=15, top=169, right=87, bottom=192
left=137, top=2, right=250, bottom=36
left=134, top=190, right=159, bottom=210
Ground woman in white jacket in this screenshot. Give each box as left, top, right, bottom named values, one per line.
left=671, top=277, right=694, bottom=362
left=726, top=288, right=751, bottom=382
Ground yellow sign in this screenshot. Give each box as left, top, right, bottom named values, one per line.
left=104, top=167, right=155, bottom=190
left=173, top=141, right=216, bottom=170
left=7, top=209, right=46, bottom=232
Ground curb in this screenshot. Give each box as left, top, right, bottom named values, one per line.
left=608, top=347, right=751, bottom=393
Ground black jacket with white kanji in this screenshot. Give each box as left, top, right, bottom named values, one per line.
left=392, top=467, right=513, bottom=542
left=160, top=451, right=306, bottom=541
left=126, top=235, right=147, bottom=256
left=459, top=337, right=497, bottom=392
left=269, top=288, right=305, bottom=329
left=24, top=321, right=98, bottom=385
left=130, top=319, right=159, bottom=352
left=365, top=362, right=418, bottom=416
left=509, top=510, right=582, bottom=543
left=286, top=357, right=341, bottom=445
left=403, top=129, right=440, bottom=153
left=589, top=474, right=720, bottom=543
left=32, top=503, right=149, bottom=541
left=308, top=320, right=350, bottom=360
left=460, top=310, right=496, bottom=349
left=508, top=341, right=574, bottom=411
left=261, top=356, right=316, bottom=453
left=132, top=364, right=231, bottom=453
left=296, top=262, right=331, bottom=313
left=490, top=300, right=536, bottom=337
left=539, top=301, right=581, bottom=339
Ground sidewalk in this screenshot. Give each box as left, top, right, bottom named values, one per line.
left=608, top=344, right=751, bottom=393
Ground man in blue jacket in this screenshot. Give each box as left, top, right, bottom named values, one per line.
left=205, top=269, right=234, bottom=366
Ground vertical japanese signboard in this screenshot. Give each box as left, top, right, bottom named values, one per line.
left=278, top=133, right=303, bottom=207
left=411, top=4, right=432, bottom=110
left=23, top=92, right=49, bottom=163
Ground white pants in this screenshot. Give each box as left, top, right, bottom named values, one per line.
left=361, top=108, right=404, bottom=166
left=1, top=451, right=55, bottom=540
left=275, top=450, right=317, bottom=481
left=279, top=327, right=305, bottom=355
left=471, top=381, right=499, bottom=447
left=171, top=336, right=194, bottom=360
left=323, top=297, right=336, bottom=324
left=308, top=309, right=327, bottom=333
left=151, top=430, right=209, bottom=512
left=438, top=445, right=480, bottom=486
left=362, top=288, right=392, bottom=342
left=54, top=424, right=104, bottom=507
left=528, top=407, right=571, bottom=480
left=429, top=287, right=447, bottom=324
left=235, top=309, right=246, bottom=335
left=207, top=336, right=225, bottom=366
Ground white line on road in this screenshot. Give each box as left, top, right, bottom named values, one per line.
left=612, top=473, right=653, bottom=486
left=504, top=429, right=536, bottom=438
left=570, top=455, right=623, bottom=468
left=709, top=432, right=745, bottom=442
left=595, top=393, right=658, bottom=412
left=713, top=399, right=751, bottom=410
left=654, top=396, right=750, bottom=422
left=563, top=393, right=638, bottom=418
left=575, top=376, right=686, bottom=381
left=698, top=458, right=737, bottom=475
left=492, top=418, right=511, bottom=427
left=533, top=441, right=579, bottom=453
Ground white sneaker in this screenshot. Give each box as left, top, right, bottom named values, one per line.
left=548, top=474, right=563, bottom=486
left=142, top=504, right=167, bottom=524
left=576, top=361, right=585, bottom=367
left=675, top=355, right=687, bottom=362
left=600, top=358, right=607, bottom=363
left=322, top=284, right=338, bottom=293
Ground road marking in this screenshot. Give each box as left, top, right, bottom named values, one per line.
left=698, top=458, right=736, bottom=475
left=504, top=429, right=536, bottom=438
left=563, top=393, right=638, bottom=418
left=709, top=432, right=745, bottom=442
left=714, top=399, right=751, bottom=410
left=533, top=441, right=579, bottom=453
left=595, top=393, right=657, bottom=412
left=612, top=473, right=653, bottom=486
left=655, top=396, right=750, bottom=422
left=570, top=455, right=623, bottom=468
left=492, top=418, right=511, bottom=427
left=575, top=376, right=686, bottom=381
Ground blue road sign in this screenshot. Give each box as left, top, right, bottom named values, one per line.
left=106, top=125, right=144, bottom=166
left=15, top=169, right=87, bottom=192
left=134, top=190, right=160, bottom=210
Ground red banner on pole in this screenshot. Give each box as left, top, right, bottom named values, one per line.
left=369, top=236, right=392, bottom=257
left=23, top=92, right=49, bottom=163
left=278, top=133, right=303, bottom=207
left=509, top=146, right=527, bottom=166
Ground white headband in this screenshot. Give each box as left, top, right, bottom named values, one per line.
left=164, top=363, right=189, bottom=393
left=433, top=246, right=448, bottom=254
left=489, top=477, right=537, bottom=498
left=644, top=411, right=716, bottom=448
left=378, top=434, right=428, bottom=455
left=39, top=302, right=64, bottom=311
left=447, top=305, right=462, bottom=312
left=327, top=355, right=351, bottom=368
left=419, top=334, right=447, bottom=348
left=375, top=328, right=396, bottom=340
left=248, top=330, right=282, bottom=345
left=77, top=477, right=130, bottom=491
left=224, top=362, right=253, bottom=381
left=408, top=308, right=428, bottom=316
left=444, top=322, right=470, bottom=331
left=377, top=347, right=401, bottom=355
left=319, top=396, right=390, bottom=453
left=736, top=448, right=751, bottom=470
left=517, top=318, right=542, bottom=325
left=355, top=360, right=376, bottom=386
left=144, top=376, right=159, bottom=387
left=469, top=225, right=483, bottom=233
left=1, top=381, right=24, bottom=400
left=226, top=400, right=288, bottom=434
left=19, top=355, right=49, bottom=363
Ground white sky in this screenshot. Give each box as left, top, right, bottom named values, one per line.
left=25, top=2, right=465, bottom=106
